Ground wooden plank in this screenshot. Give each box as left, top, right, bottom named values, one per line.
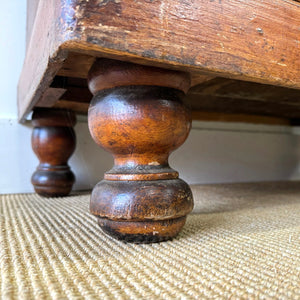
left=191, top=111, right=290, bottom=125
left=188, top=94, right=300, bottom=118
left=189, top=78, right=300, bottom=105
left=50, top=76, right=93, bottom=102
left=56, top=53, right=95, bottom=79
left=191, top=75, right=216, bottom=87
left=58, top=87, right=92, bottom=103
left=56, top=52, right=215, bottom=86
left=65, top=0, right=300, bottom=88
left=46, top=75, right=300, bottom=118
left=18, top=0, right=68, bottom=122
left=19, top=0, right=300, bottom=121
left=52, top=76, right=300, bottom=106
left=35, top=88, right=67, bottom=108
left=53, top=100, right=89, bottom=114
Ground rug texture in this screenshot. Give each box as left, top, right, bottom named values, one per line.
left=1, top=182, right=300, bottom=299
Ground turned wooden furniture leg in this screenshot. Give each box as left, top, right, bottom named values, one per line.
left=31, top=108, right=76, bottom=197
left=87, top=59, right=194, bottom=243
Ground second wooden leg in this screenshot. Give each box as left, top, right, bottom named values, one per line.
left=31, top=108, right=76, bottom=197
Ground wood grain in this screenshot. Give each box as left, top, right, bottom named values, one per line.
left=65, top=0, right=300, bottom=87
left=18, top=0, right=68, bottom=122
left=189, top=94, right=300, bottom=119
left=87, top=59, right=193, bottom=243
left=48, top=74, right=300, bottom=120
left=189, top=78, right=300, bottom=106
left=191, top=111, right=290, bottom=125
left=56, top=53, right=96, bottom=79
left=19, top=0, right=300, bottom=121
left=35, top=88, right=67, bottom=108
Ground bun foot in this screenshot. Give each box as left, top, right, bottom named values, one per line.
left=90, top=179, right=193, bottom=243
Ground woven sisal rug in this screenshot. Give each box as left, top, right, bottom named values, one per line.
left=1, top=182, right=300, bottom=299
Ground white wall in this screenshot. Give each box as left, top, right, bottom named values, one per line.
left=173, top=122, right=300, bottom=184
left=0, top=1, right=26, bottom=118
left=1, top=1, right=300, bottom=194
left=1, top=117, right=300, bottom=194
